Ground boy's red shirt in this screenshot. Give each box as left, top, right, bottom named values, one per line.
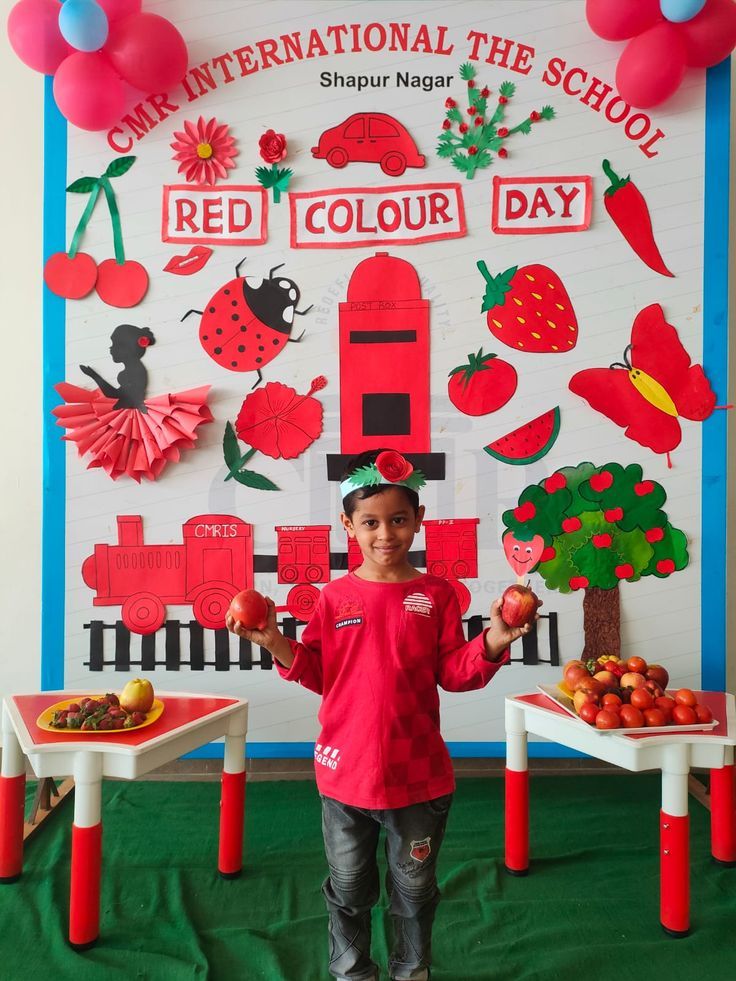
left=276, top=572, right=509, bottom=809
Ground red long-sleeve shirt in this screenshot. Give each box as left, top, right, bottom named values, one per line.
left=275, top=572, right=508, bottom=809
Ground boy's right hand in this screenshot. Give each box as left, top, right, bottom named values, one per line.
left=225, top=595, right=281, bottom=650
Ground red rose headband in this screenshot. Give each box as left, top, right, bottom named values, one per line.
left=340, top=450, right=426, bottom=499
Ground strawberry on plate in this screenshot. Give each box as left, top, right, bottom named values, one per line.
left=477, top=261, right=578, bottom=354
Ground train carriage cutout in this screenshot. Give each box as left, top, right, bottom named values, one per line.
left=82, top=515, right=254, bottom=634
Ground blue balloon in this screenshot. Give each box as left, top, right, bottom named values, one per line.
left=58, top=0, right=109, bottom=53
left=660, top=0, right=707, bottom=23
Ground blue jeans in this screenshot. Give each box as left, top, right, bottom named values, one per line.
left=320, top=793, right=453, bottom=981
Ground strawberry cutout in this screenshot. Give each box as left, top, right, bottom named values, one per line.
left=477, top=260, right=578, bottom=353
left=503, top=531, right=545, bottom=576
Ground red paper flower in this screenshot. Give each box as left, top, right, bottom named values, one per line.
left=375, top=450, right=414, bottom=483
left=170, top=116, right=238, bottom=185
left=259, top=129, right=288, bottom=164
left=235, top=377, right=324, bottom=459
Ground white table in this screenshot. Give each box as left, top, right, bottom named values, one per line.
left=505, top=690, right=736, bottom=936
left=0, top=691, right=248, bottom=948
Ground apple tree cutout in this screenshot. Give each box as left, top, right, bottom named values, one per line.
left=501, top=462, right=688, bottom=662
left=43, top=156, right=149, bottom=308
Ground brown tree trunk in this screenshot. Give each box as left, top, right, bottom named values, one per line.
left=582, top=585, right=620, bottom=661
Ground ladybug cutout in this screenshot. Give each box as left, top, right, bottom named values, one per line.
left=182, top=258, right=313, bottom=385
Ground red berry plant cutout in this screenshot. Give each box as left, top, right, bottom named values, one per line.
left=255, top=129, right=293, bottom=204
left=223, top=375, right=327, bottom=490
left=436, top=63, right=554, bottom=179
left=43, top=156, right=149, bottom=308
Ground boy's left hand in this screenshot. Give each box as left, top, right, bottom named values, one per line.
left=484, top=597, right=542, bottom=661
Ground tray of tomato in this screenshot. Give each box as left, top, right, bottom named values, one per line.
left=540, top=654, right=717, bottom=734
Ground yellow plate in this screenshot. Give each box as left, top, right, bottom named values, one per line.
left=557, top=680, right=575, bottom=699
left=36, top=697, right=165, bottom=734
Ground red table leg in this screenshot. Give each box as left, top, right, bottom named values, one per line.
left=710, top=754, right=736, bottom=866
left=69, top=753, right=103, bottom=949
left=218, top=706, right=248, bottom=878
left=660, top=748, right=690, bottom=937
left=505, top=702, right=529, bottom=876
left=0, top=707, right=26, bottom=883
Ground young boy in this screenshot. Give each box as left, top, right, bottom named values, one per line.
left=226, top=449, right=535, bottom=981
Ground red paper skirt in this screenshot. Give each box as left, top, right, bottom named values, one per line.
left=53, top=384, right=213, bottom=482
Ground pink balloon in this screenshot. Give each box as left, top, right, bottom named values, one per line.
left=7, top=0, right=71, bottom=75
left=616, top=23, right=688, bottom=108
left=104, top=12, right=188, bottom=92
left=680, top=0, right=736, bottom=67
left=586, top=0, right=663, bottom=41
left=53, top=51, right=126, bottom=130
left=96, top=0, right=142, bottom=22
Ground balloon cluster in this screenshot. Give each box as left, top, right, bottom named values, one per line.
left=586, top=0, right=736, bottom=108
left=7, top=0, right=188, bottom=131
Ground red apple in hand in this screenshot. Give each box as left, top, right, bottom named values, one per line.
left=44, top=252, right=98, bottom=299
left=229, top=589, right=269, bottom=630
left=96, top=258, right=149, bottom=307
left=500, top=583, right=541, bottom=628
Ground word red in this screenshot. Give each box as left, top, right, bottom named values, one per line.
left=162, top=185, right=267, bottom=245
left=290, top=184, right=466, bottom=248
left=492, top=176, right=592, bottom=234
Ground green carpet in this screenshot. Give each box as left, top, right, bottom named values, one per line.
left=1, top=775, right=735, bottom=980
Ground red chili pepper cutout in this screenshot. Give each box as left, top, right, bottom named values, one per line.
left=602, top=160, right=673, bottom=278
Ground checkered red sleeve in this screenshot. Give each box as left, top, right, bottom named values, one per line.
left=436, top=587, right=509, bottom=691
left=275, top=598, right=325, bottom=694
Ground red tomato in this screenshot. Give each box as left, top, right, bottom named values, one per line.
left=674, top=688, right=697, bottom=707
left=654, top=696, right=676, bottom=720
left=448, top=349, right=517, bottom=415
left=630, top=688, right=654, bottom=710
left=672, top=704, right=698, bottom=726
left=643, top=708, right=667, bottom=727
left=578, top=702, right=600, bottom=726
left=627, top=656, right=648, bottom=674
left=595, top=709, right=621, bottom=730
left=601, top=693, right=622, bottom=710
left=619, top=705, right=645, bottom=728
left=694, top=704, right=714, bottom=724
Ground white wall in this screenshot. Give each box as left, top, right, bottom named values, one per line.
left=0, top=32, right=44, bottom=705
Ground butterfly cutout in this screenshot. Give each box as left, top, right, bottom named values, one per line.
left=569, top=304, right=718, bottom=466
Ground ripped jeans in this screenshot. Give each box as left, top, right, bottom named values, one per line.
left=320, top=793, right=453, bottom=981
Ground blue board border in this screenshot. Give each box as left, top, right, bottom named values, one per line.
left=42, top=62, right=731, bottom=756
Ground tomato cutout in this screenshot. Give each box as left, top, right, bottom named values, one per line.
left=502, top=531, right=545, bottom=576
left=448, top=348, right=517, bottom=416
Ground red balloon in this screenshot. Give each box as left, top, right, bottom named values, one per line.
left=680, top=0, right=736, bottom=67
left=104, top=12, right=188, bottom=92
left=96, top=0, right=142, bottom=21
left=616, top=23, right=688, bottom=108
left=586, top=0, right=662, bottom=41
left=7, top=0, right=71, bottom=75
left=53, top=51, right=126, bottom=130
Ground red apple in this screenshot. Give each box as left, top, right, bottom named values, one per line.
left=500, top=583, right=541, bottom=628
left=593, top=670, right=617, bottom=689
left=573, top=689, right=598, bottom=714
left=574, top=678, right=605, bottom=698
left=564, top=665, right=591, bottom=690
left=119, top=677, right=154, bottom=714
left=228, top=589, right=269, bottom=630
left=646, top=664, right=669, bottom=689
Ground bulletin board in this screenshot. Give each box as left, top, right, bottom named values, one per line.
left=42, top=0, right=731, bottom=757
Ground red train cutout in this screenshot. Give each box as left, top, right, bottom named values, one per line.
left=82, top=515, right=479, bottom=634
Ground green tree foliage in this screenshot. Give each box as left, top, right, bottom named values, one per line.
left=501, top=463, right=688, bottom=594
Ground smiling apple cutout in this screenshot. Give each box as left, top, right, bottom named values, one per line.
left=502, top=531, right=545, bottom=576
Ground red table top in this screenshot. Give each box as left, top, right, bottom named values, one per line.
left=516, top=690, right=730, bottom=740
left=11, top=693, right=240, bottom=748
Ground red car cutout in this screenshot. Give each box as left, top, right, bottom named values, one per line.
left=312, top=113, right=425, bottom=177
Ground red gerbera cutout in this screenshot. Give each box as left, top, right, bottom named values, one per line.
left=170, top=116, right=238, bottom=185
left=235, top=377, right=326, bottom=460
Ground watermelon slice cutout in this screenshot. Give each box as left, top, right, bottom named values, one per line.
left=484, top=407, right=560, bottom=465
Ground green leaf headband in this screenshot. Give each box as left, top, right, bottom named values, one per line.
left=340, top=450, right=426, bottom=499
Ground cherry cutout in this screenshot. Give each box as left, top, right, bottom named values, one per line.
left=95, top=258, right=149, bottom=308
left=43, top=252, right=98, bottom=299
